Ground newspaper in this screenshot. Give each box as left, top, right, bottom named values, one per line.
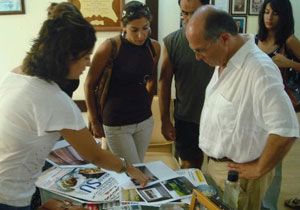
left=36, top=166, right=119, bottom=202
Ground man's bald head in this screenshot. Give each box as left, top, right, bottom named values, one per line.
left=186, top=5, right=238, bottom=42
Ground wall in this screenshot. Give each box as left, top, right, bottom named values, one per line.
left=0, top=0, right=299, bottom=99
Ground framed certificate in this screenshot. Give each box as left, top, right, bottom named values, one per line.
left=69, top=0, right=124, bottom=31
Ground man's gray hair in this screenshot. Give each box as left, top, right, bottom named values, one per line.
left=203, top=10, right=238, bottom=41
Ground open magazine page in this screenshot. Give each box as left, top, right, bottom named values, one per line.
left=36, top=166, right=119, bottom=202
left=107, top=161, right=179, bottom=189
left=175, top=168, right=207, bottom=204
left=46, top=140, right=97, bottom=168
left=107, top=161, right=195, bottom=206
left=120, top=176, right=194, bottom=206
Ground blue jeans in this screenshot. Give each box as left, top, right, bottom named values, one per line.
left=0, top=203, right=31, bottom=210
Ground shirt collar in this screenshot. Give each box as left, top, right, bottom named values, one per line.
left=227, top=34, right=254, bottom=70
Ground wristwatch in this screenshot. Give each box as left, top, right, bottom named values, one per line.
left=118, top=157, right=128, bottom=173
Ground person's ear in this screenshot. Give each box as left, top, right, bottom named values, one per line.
left=220, top=33, right=230, bottom=43
left=148, top=28, right=152, bottom=37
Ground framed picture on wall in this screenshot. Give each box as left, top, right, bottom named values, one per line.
left=233, top=16, right=247, bottom=33
left=231, top=0, right=247, bottom=15
left=68, top=0, right=124, bottom=31
left=211, top=0, right=230, bottom=13
left=0, top=0, right=25, bottom=15
left=249, top=0, right=264, bottom=15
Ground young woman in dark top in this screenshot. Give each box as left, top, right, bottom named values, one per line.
left=256, top=0, right=300, bottom=85
left=256, top=0, right=300, bottom=209
left=85, top=1, right=160, bottom=164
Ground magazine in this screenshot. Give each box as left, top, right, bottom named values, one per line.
left=36, top=166, right=119, bottom=202
left=37, top=161, right=207, bottom=206
left=46, top=140, right=95, bottom=168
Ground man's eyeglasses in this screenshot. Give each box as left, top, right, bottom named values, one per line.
left=180, top=10, right=194, bottom=18
left=192, top=40, right=214, bottom=55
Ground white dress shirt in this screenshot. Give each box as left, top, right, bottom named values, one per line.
left=199, top=36, right=299, bottom=163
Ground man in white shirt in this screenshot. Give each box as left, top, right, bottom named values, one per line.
left=186, top=5, right=299, bottom=210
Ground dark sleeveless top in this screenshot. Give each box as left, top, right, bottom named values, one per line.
left=255, top=35, right=282, bottom=58
left=102, top=36, right=154, bottom=126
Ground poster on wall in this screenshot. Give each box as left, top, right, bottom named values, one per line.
left=0, top=0, right=25, bottom=15
left=233, top=16, right=247, bottom=33
left=212, top=0, right=230, bottom=13
left=231, top=0, right=247, bottom=15
left=249, top=0, right=264, bottom=15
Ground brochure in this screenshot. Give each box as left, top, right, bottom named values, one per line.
left=175, top=168, right=207, bottom=187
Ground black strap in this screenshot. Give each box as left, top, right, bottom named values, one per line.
left=108, top=38, right=118, bottom=62
left=147, top=38, right=156, bottom=58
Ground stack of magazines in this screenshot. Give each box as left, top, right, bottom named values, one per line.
left=36, top=140, right=207, bottom=209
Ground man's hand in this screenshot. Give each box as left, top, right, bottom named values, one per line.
left=161, top=120, right=176, bottom=141
left=272, top=53, right=291, bottom=68
left=227, top=159, right=262, bottom=180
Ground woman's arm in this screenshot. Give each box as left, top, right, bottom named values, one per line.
left=146, top=39, right=161, bottom=104
left=60, top=128, right=149, bottom=186
left=273, top=35, right=300, bottom=72
left=84, top=38, right=115, bottom=137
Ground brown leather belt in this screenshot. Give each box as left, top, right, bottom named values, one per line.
left=208, top=156, right=233, bottom=162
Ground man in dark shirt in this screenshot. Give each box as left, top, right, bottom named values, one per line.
left=159, top=0, right=213, bottom=169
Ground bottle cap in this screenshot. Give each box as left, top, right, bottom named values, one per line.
left=227, top=170, right=239, bottom=182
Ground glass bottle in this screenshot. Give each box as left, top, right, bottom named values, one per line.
left=223, top=170, right=240, bottom=210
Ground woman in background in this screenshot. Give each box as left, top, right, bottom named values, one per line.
left=85, top=1, right=160, bottom=164
left=256, top=0, right=300, bottom=209
left=0, top=10, right=148, bottom=210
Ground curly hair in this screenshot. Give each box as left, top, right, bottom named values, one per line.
left=257, top=0, right=294, bottom=46
left=22, top=12, right=96, bottom=86
left=47, top=2, right=82, bottom=19
left=121, top=1, right=152, bottom=26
